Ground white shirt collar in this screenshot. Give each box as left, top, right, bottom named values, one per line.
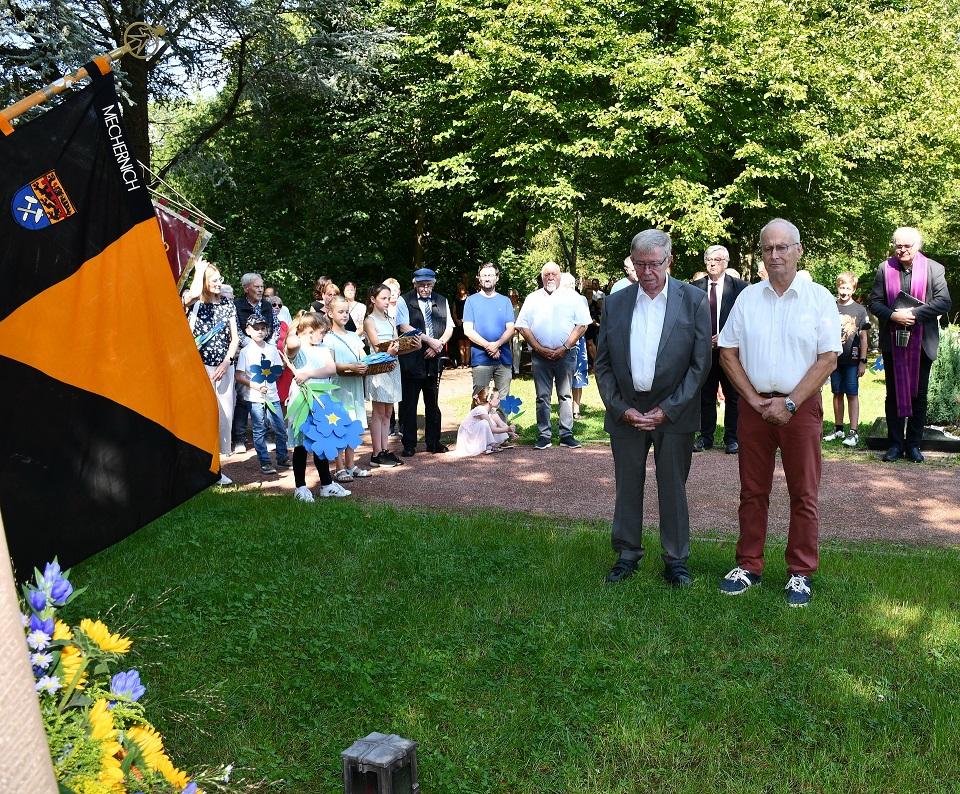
left=635, top=278, right=669, bottom=306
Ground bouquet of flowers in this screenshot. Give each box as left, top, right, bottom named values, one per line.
left=22, top=560, right=223, bottom=794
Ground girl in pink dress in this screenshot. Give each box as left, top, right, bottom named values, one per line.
left=454, top=388, right=518, bottom=457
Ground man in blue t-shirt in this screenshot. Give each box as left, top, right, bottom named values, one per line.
left=463, top=262, right=516, bottom=400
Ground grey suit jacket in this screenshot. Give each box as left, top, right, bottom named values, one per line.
left=595, top=277, right=712, bottom=436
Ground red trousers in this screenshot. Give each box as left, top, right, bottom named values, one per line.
left=736, top=394, right=823, bottom=576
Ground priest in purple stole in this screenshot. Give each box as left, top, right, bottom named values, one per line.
left=868, top=226, right=952, bottom=463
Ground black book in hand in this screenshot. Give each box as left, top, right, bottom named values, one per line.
left=893, top=290, right=924, bottom=311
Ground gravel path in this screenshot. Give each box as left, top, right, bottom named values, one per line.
left=222, top=368, right=960, bottom=547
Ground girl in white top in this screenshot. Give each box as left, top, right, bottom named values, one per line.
left=325, top=296, right=370, bottom=482
left=363, top=284, right=403, bottom=468
left=284, top=312, right=350, bottom=500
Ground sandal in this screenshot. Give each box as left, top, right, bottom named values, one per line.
left=334, top=469, right=354, bottom=483
left=349, top=466, right=371, bottom=478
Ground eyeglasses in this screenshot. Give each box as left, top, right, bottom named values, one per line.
left=705, top=257, right=729, bottom=263
left=760, top=243, right=799, bottom=256
left=893, top=243, right=916, bottom=250
left=630, top=254, right=669, bottom=271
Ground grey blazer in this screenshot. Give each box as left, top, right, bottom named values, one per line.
left=595, top=277, right=712, bottom=436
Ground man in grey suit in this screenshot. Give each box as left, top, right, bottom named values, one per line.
left=595, top=229, right=712, bottom=586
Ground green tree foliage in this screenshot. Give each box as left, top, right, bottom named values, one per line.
left=928, top=325, right=960, bottom=426
left=21, top=0, right=956, bottom=295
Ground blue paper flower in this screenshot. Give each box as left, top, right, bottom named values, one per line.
left=250, top=354, right=283, bottom=384
left=110, top=669, right=146, bottom=702
left=299, top=393, right=364, bottom=460
left=500, top=394, right=522, bottom=416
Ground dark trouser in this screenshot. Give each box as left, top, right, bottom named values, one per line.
left=293, top=445, right=332, bottom=487
left=531, top=349, right=576, bottom=442
left=700, top=350, right=739, bottom=444
left=610, top=430, right=694, bottom=566
left=400, top=371, right=442, bottom=450
left=882, top=350, right=932, bottom=447
left=736, top=394, right=822, bottom=576
left=231, top=394, right=250, bottom=446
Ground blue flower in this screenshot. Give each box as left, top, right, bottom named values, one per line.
left=182, top=783, right=199, bottom=794
left=299, top=394, right=364, bottom=459
left=27, top=587, right=47, bottom=613
left=110, top=669, right=146, bottom=702
left=500, top=394, right=522, bottom=416
left=30, top=614, right=54, bottom=637
left=41, top=561, right=61, bottom=585
left=49, top=576, right=73, bottom=606
left=250, top=354, right=283, bottom=384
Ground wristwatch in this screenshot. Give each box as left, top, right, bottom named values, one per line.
left=859, top=358, right=868, bottom=363
left=784, top=397, right=797, bottom=415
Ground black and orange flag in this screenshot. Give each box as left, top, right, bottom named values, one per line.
left=0, top=61, right=219, bottom=579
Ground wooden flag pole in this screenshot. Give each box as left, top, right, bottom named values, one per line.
left=1, top=22, right=165, bottom=125
left=0, top=514, right=58, bottom=793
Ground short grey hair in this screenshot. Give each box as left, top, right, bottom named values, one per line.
left=630, top=229, right=672, bottom=257
left=541, top=261, right=561, bottom=275
left=893, top=226, right=923, bottom=248
left=240, top=273, right=262, bottom=288
left=704, top=245, right=729, bottom=261
left=759, top=218, right=801, bottom=244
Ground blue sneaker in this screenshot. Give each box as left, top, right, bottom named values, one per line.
left=784, top=575, right=812, bottom=607
left=534, top=438, right=551, bottom=450
left=719, top=566, right=761, bottom=595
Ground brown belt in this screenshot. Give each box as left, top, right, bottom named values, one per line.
left=757, top=391, right=788, bottom=398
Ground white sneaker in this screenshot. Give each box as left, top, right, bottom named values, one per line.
left=842, top=430, right=859, bottom=447
left=217, top=473, right=233, bottom=486
left=294, top=485, right=315, bottom=502
left=822, top=430, right=844, bottom=442
left=320, top=482, right=352, bottom=498
left=349, top=466, right=371, bottom=478
left=233, top=443, right=247, bottom=454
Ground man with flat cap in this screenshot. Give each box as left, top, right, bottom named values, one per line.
left=396, top=268, right=454, bottom=456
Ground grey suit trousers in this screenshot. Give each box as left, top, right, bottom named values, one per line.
left=610, top=429, right=694, bottom=565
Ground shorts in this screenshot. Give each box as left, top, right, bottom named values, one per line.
left=830, top=363, right=859, bottom=396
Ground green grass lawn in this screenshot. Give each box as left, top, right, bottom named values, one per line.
left=70, top=491, right=960, bottom=793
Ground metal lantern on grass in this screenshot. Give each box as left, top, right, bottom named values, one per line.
left=341, top=732, right=419, bottom=794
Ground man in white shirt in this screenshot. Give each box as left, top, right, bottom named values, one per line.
left=515, top=262, right=591, bottom=449
left=595, top=230, right=711, bottom=587
left=717, top=219, right=841, bottom=607
left=610, top=257, right=638, bottom=293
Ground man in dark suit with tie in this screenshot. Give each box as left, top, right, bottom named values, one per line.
left=595, top=229, right=712, bottom=587
left=868, top=226, right=952, bottom=463
left=691, top=246, right=748, bottom=454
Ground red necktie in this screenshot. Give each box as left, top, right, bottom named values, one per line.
left=709, top=281, right=718, bottom=334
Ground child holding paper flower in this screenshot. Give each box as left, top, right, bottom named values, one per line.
left=235, top=313, right=290, bottom=475
left=325, top=296, right=370, bottom=482
left=285, top=311, right=350, bottom=500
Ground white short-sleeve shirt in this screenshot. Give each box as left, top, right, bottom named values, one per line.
left=718, top=274, right=841, bottom=394
left=515, top=287, right=592, bottom=349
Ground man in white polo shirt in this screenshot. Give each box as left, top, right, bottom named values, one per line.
left=515, top=262, right=591, bottom=449
left=717, top=219, right=840, bottom=607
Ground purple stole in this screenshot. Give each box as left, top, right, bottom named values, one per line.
left=883, top=253, right=928, bottom=417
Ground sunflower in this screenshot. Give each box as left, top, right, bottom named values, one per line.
left=79, top=619, right=132, bottom=655
left=59, top=645, right=88, bottom=690
left=155, top=752, right=191, bottom=789
left=89, top=699, right=114, bottom=741
left=126, top=724, right=165, bottom=772
left=53, top=619, right=73, bottom=641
